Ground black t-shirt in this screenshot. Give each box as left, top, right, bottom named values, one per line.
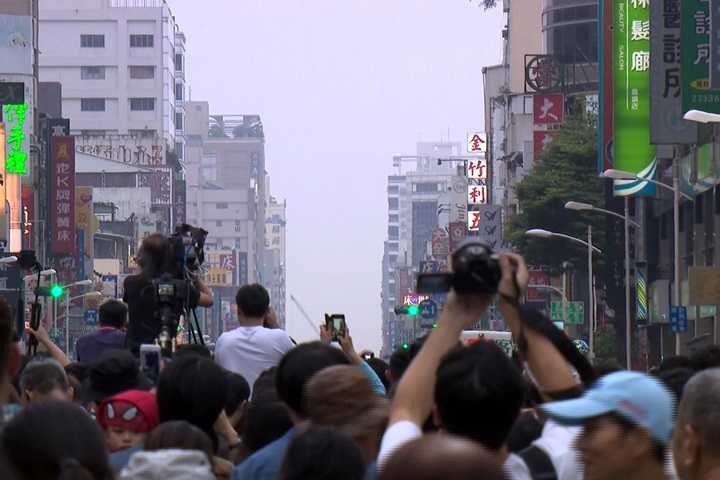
left=123, top=275, right=201, bottom=356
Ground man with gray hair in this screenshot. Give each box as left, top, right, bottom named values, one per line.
left=673, top=368, right=720, bottom=480
left=19, top=358, right=73, bottom=404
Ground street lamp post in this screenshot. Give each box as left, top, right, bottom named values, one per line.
left=525, top=228, right=602, bottom=361
left=565, top=200, right=641, bottom=370
left=602, top=169, right=691, bottom=356
left=58, top=280, right=95, bottom=355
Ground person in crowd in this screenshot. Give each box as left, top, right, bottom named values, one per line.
left=540, top=370, right=675, bottom=480
left=232, top=341, right=352, bottom=480
left=655, top=367, right=696, bottom=405
left=76, top=299, right=128, bottom=364
left=224, top=372, right=250, bottom=434
left=64, top=362, right=89, bottom=404
left=277, top=426, right=367, bottom=480
left=319, top=324, right=386, bottom=396
left=365, top=356, right=391, bottom=391
left=377, top=252, right=585, bottom=480
left=95, top=389, right=159, bottom=453
left=214, top=284, right=294, bottom=394
left=1, top=400, right=114, bottom=480
left=0, top=296, right=21, bottom=431
left=119, top=450, right=216, bottom=480
left=144, top=420, right=215, bottom=463
left=305, top=364, right=389, bottom=472
left=26, top=323, right=71, bottom=367
left=19, top=357, right=73, bottom=404
left=386, top=334, right=428, bottom=397
left=378, top=434, right=508, bottom=480
left=82, top=349, right=153, bottom=413
left=672, top=368, right=720, bottom=480
left=123, top=233, right=213, bottom=356
left=657, top=355, right=691, bottom=373
left=688, top=346, right=720, bottom=372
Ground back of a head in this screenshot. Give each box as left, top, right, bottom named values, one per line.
left=388, top=335, right=428, bottom=384
left=137, top=233, right=172, bottom=278
left=276, top=341, right=351, bottom=417
left=252, top=366, right=280, bottom=403
left=98, top=299, right=128, bottom=329
left=235, top=283, right=269, bottom=317
left=19, top=358, right=70, bottom=398
left=1, top=400, right=112, bottom=480
left=278, top=426, right=366, bottom=480
left=242, top=400, right=293, bottom=453
left=378, top=433, right=508, bottom=480
left=225, top=371, right=251, bottom=415
left=156, top=354, right=229, bottom=448
left=688, top=346, right=720, bottom=371
left=435, top=341, right=525, bottom=450
left=144, top=420, right=214, bottom=463
left=655, top=367, right=695, bottom=405
left=659, top=355, right=690, bottom=372
left=305, top=365, right=389, bottom=439
left=677, top=368, right=720, bottom=448
left=366, top=357, right=391, bottom=391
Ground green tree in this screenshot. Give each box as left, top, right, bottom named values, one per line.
left=505, top=103, right=605, bottom=276
left=591, top=324, right=619, bottom=366
left=471, top=0, right=498, bottom=9
left=208, top=124, right=226, bottom=138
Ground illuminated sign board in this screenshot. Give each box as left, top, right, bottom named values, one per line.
left=3, top=103, right=29, bottom=175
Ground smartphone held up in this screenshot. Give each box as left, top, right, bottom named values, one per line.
left=324, top=314, right=346, bottom=342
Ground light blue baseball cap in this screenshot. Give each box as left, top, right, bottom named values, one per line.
left=539, top=371, right=675, bottom=445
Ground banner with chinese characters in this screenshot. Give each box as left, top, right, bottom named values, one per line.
left=204, top=267, right=231, bottom=286
left=533, top=130, right=557, bottom=159
left=75, top=187, right=94, bottom=271
left=682, top=0, right=719, bottom=112
left=533, top=94, right=564, bottom=125
left=613, top=0, right=657, bottom=196
left=238, top=252, right=248, bottom=285
left=467, top=185, right=487, bottom=206
left=219, top=253, right=236, bottom=278
left=21, top=185, right=33, bottom=250
left=0, top=127, right=7, bottom=246
left=649, top=0, right=698, bottom=144
left=50, top=136, right=76, bottom=253
left=473, top=205, right=502, bottom=251
left=173, top=179, right=186, bottom=227
left=3, top=102, right=29, bottom=176
left=599, top=0, right=615, bottom=174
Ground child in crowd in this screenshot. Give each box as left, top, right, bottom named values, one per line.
left=95, top=389, right=159, bottom=452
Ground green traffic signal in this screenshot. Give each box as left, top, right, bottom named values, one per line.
left=402, top=343, right=409, bottom=349
left=50, top=285, right=63, bottom=298
left=407, top=305, right=419, bottom=316
left=432, top=323, right=438, bottom=328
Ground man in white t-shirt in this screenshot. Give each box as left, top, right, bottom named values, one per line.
left=377, top=252, right=583, bottom=480
left=215, top=284, right=294, bottom=394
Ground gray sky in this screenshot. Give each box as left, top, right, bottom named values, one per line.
left=170, top=0, right=504, bottom=352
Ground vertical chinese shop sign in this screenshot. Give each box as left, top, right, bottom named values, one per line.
left=50, top=137, right=76, bottom=254
left=682, top=0, right=720, bottom=113
left=613, top=0, right=657, bottom=196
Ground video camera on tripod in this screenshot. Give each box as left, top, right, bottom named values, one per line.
left=151, top=224, right=208, bottom=353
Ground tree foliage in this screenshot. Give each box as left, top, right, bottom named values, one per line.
left=505, top=103, right=605, bottom=276
left=472, top=0, right=498, bottom=9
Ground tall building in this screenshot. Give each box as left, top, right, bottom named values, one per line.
left=264, top=181, right=286, bottom=328
left=184, top=101, right=266, bottom=285
left=38, top=0, right=182, bottom=143
left=380, top=142, right=459, bottom=357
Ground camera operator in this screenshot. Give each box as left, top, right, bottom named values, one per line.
left=123, top=233, right=213, bottom=356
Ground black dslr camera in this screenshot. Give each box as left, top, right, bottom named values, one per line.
left=168, top=224, right=208, bottom=278
left=416, top=238, right=502, bottom=295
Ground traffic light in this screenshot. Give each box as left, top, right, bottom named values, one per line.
left=402, top=343, right=409, bottom=349
left=34, top=284, right=64, bottom=298
left=432, top=322, right=438, bottom=328
left=394, top=305, right=419, bottom=316
left=50, top=284, right=63, bottom=298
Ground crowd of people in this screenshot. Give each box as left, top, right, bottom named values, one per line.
left=0, top=235, right=720, bottom=479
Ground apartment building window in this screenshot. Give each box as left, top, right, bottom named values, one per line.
left=80, top=130, right=106, bottom=137
left=175, top=54, right=183, bottom=71
left=129, top=129, right=156, bottom=139
left=130, top=98, right=155, bottom=111
left=175, top=83, right=183, bottom=101
left=174, top=141, right=184, bottom=160
left=81, top=34, right=105, bottom=48
left=236, top=237, right=242, bottom=244
left=175, top=112, right=183, bottom=130
left=388, top=198, right=399, bottom=209
left=81, top=66, right=105, bottom=79
left=130, top=34, right=154, bottom=47
left=216, top=220, right=223, bottom=227
left=80, top=98, right=105, bottom=111
left=216, top=203, right=228, bottom=209
left=129, top=66, right=155, bottom=79
left=203, top=154, right=217, bottom=182
left=414, top=183, right=441, bottom=193
left=389, top=214, right=399, bottom=223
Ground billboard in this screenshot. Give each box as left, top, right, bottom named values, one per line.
left=50, top=136, right=76, bottom=254
left=533, top=94, right=564, bottom=125
left=613, top=0, right=657, bottom=196
left=599, top=0, right=615, bottom=174
left=649, top=0, right=698, bottom=144
left=681, top=0, right=719, bottom=113
left=21, top=185, right=33, bottom=250
left=173, top=179, right=186, bottom=227
left=75, top=186, right=94, bottom=275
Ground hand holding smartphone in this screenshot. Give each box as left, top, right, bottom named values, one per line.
left=140, top=344, right=161, bottom=384
left=324, top=314, right=346, bottom=342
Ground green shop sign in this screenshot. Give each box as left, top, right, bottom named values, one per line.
left=613, top=0, right=656, bottom=196
left=3, top=103, right=29, bottom=175
left=681, top=0, right=720, bottom=113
